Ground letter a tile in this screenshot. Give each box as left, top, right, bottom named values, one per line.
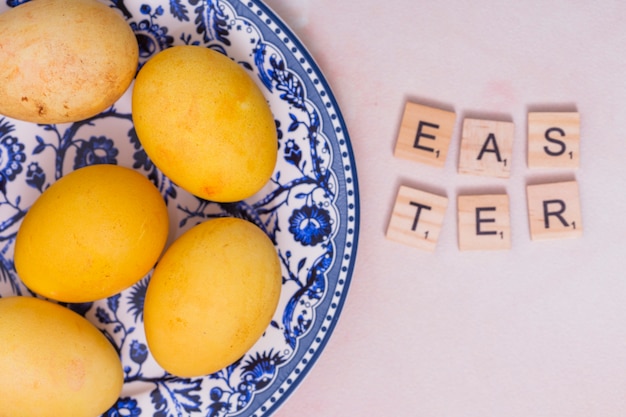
left=458, top=194, right=511, bottom=251
left=458, top=118, right=514, bottom=178
left=394, top=102, right=456, bottom=168
left=386, top=185, right=449, bottom=251
left=526, top=180, right=583, bottom=240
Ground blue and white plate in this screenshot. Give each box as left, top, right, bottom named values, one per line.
left=0, top=0, right=359, bottom=415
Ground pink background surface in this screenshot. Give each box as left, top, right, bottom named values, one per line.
left=263, top=1, right=626, bottom=416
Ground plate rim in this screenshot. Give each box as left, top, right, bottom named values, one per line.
left=249, top=0, right=361, bottom=414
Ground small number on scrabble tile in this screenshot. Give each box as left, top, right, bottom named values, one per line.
left=386, top=185, right=448, bottom=251
left=393, top=102, right=456, bottom=168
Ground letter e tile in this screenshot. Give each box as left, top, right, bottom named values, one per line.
left=457, top=194, right=511, bottom=251
left=386, top=185, right=449, bottom=251
left=526, top=180, right=583, bottom=240
left=393, top=102, right=456, bottom=168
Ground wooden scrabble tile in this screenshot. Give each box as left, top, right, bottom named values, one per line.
left=386, top=185, right=449, bottom=251
left=528, top=112, right=580, bottom=169
left=526, top=180, right=583, bottom=240
left=458, top=118, right=515, bottom=178
left=393, top=102, right=456, bottom=168
left=457, top=194, right=511, bottom=251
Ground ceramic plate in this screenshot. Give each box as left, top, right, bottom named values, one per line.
left=0, top=0, right=359, bottom=415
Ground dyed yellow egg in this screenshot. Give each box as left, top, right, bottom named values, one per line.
left=14, top=164, right=169, bottom=303
left=144, top=217, right=282, bottom=377
left=132, top=45, right=278, bottom=202
left=0, top=296, right=123, bottom=417
left=0, top=0, right=138, bottom=123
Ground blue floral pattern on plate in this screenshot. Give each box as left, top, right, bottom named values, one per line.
left=0, top=0, right=359, bottom=416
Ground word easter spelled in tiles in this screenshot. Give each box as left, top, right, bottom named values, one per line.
left=386, top=101, right=582, bottom=252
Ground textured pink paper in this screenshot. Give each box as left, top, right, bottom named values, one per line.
left=267, top=1, right=626, bottom=416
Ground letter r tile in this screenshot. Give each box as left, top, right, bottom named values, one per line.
left=526, top=180, right=583, bottom=240
left=386, top=185, right=449, bottom=252
left=393, top=102, right=456, bottom=168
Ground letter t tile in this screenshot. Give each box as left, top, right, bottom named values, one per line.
left=386, top=185, right=449, bottom=251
